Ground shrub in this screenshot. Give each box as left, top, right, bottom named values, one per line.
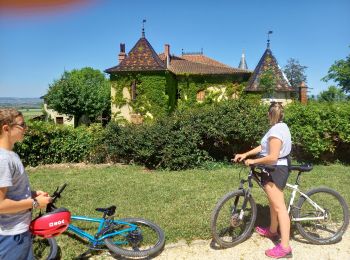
left=104, top=99, right=269, bottom=170
left=15, top=100, right=350, bottom=169
left=14, top=122, right=104, bottom=166
left=285, top=101, right=350, bottom=163
left=104, top=118, right=209, bottom=170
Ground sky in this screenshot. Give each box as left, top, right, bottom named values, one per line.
left=0, top=0, right=349, bottom=98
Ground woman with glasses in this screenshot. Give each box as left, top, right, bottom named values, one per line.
left=0, top=108, right=52, bottom=259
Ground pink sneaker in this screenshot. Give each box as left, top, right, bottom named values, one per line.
left=265, top=243, right=292, bottom=258
left=255, top=226, right=280, bottom=240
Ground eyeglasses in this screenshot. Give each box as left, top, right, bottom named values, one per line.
left=12, top=122, right=27, bottom=129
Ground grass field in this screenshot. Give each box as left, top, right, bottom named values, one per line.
left=20, top=108, right=43, bottom=120
left=28, top=164, right=350, bottom=259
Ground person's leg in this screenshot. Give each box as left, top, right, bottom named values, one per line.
left=264, top=182, right=290, bottom=248
left=265, top=185, right=279, bottom=234
left=0, top=231, right=33, bottom=260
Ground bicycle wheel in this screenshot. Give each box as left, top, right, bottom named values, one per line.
left=104, top=217, right=165, bottom=258
left=210, top=189, right=257, bottom=248
left=295, top=187, right=349, bottom=244
left=32, top=236, right=59, bottom=260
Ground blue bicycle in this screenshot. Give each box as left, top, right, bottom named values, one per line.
left=33, top=184, right=165, bottom=259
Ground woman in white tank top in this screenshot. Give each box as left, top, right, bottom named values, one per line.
left=233, top=102, right=292, bottom=258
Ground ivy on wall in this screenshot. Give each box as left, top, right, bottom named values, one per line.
left=176, top=74, right=249, bottom=109
left=110, top=72, right=170, bottom=121
left=110, top=72, right=250, bottom=121
left=165, top=72, right=178, bottom=113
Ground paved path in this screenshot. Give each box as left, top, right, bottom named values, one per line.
left=92, top=229, right=350, bottom=259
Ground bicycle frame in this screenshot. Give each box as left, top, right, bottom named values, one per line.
left=286, top=183, right=326, bottom=222
left=67, top=215, right=138, bottom=247
left=240, top=167, right=327, bottom=223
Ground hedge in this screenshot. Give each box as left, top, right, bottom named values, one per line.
left=14, top=122, right=104, bottom=166
left=14, top=100, right=350, bottom=169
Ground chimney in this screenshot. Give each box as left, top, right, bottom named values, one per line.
left=299, top=81, right=308, bottom=104
left=118, top=43, right=126, bottom=64
left=164, top=44, right=170, bottom=68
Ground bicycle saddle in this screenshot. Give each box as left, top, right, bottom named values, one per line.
left=290, top=164, right=313, bottom=172
left=95, top=205, right=116, bottom=216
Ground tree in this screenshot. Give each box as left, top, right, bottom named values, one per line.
left=318, top=86, right=347, bottom=102
left=322, top=51, right=350, bottom=93
left=260, top=68, right=276, bottom=98
left=45, top=67, right=110, bottom=125
left=283, top=58, right=307, bottom=89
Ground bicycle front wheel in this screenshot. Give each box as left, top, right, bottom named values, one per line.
left=104, top=218, right=165, bottom=258
left=295, top=187, right=349, bottom=244
left=210, top=190, right=257, bottom=248
left=32, top=236, right=59, bottom=260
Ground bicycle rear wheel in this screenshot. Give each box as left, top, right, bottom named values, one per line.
left=295, top=187, right=349, bottom=244
left=32, top=236, right=59, bottom=260
left=210, top=190, right=257, bottom=248
left=104, top=218, right=165, bottom=258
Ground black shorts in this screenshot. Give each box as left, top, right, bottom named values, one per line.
left=260, top=165, right=289, bottom=190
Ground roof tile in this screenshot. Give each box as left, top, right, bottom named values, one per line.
left=105, top=37, right=166, bottom=73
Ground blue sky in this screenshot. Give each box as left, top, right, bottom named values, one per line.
left=0, top=0, right=349, bottom=98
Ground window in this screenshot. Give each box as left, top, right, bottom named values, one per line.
left=56, top=117, right=64, bottom=124
left=196, top=90, right=205, bottom=101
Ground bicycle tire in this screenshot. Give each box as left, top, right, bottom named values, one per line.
left=210, top=189, right=257, bottom=248
left=104, top=217, right=165, bottom=258
left=295, top=187, right=349, bottom=244
left=32, top=236, right=59, bottom=260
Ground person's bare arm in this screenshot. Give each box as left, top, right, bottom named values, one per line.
left=0, top=187, right=52, bottom=214
left=245, top=137, right=281, bottom=166
left=233, top=145, right=262, bottom=162
left=0, top=187, right=33, bottom=213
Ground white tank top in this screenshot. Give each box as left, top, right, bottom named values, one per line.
left=260, top=122, right=292, bottom=166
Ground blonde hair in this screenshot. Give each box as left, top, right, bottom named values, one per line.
left=268, top=102, right=284, bottom=125
left=0, top=108, right=23, bottom=134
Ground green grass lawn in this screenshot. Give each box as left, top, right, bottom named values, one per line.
left=28, top=164, right=350, bottom=259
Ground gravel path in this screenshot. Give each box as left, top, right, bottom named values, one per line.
left=92, top=229, right=349, bottom=259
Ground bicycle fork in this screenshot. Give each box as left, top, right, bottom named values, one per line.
left=233, top=178, right=253, bottom=221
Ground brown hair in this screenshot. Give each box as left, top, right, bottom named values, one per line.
left=0, top=108, right=23, bottom=134
left=268, top=102, right=284, bottom=125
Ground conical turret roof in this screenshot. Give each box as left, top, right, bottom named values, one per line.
left=238, top=51, right=248, bottom=70
left=105, top=37, right=166, bottom=73
left=246, top=48, right=293, bottom=92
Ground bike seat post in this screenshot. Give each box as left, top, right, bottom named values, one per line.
left=296, top=172, right=302, bottom=185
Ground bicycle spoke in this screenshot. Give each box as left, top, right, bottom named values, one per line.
left=104, top=218, right=165, bottom=258
left=295, top=187, right=349, bottom=244
left=213, top=192, right=255, bottom=245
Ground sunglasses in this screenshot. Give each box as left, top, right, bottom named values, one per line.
left=12, top=122, right=27, bottom=129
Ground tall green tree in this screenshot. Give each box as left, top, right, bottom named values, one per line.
left=45, top=67, right=110, bottom=125
left=283, top=58, right=308, bottom=89
left=322, top=50, right=350, bottom=93
left=318, top=86, right=347, bottom=102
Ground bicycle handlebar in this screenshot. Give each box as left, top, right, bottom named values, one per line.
left=46, top=183, right=67, bottom=212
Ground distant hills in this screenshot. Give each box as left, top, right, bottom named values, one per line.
left=0, top=97, right=43, bottom=108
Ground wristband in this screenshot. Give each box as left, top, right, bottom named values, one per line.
left=32, top=198, right=39, bottom=209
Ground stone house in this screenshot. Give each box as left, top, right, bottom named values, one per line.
left=105, top=31, right=302, bottom=123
